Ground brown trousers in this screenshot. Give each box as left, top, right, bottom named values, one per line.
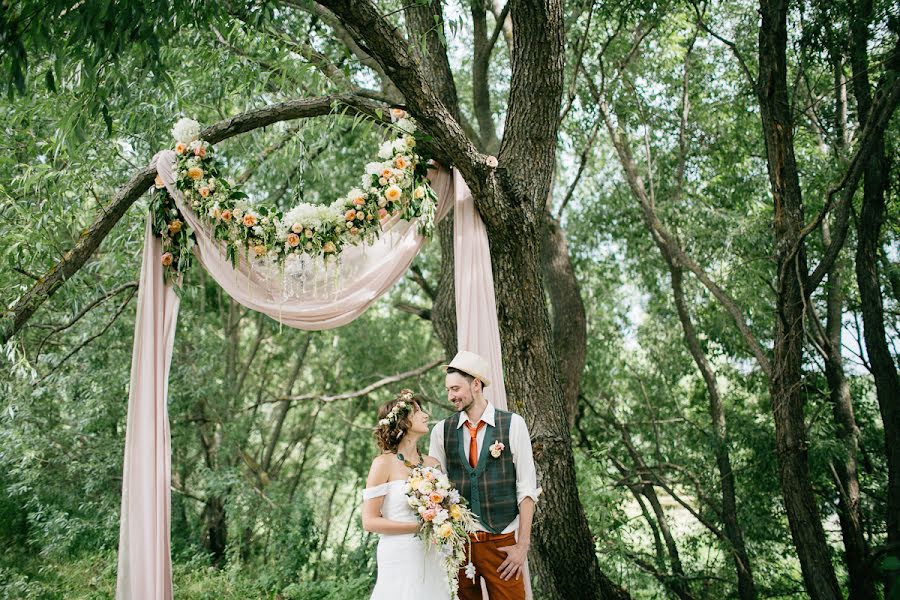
left=457, top=532, right=526, bottom=600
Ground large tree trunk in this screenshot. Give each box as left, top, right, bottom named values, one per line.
left=757, top=0, right=842, bottom=597
left=849, top=1, right=900, bottom=591
left=541, top=210, right=587, bottom=430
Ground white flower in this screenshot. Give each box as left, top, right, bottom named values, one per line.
left=465, top=563, right=476, bottom=581
left=489, top=440, right=505, bottom=458
left=172, top=118, right=201, bottom=144
left=392, top=138, right=408, bottom=153
left=432, top=509, right=449, bottom=525
left=378, top=141, right=394, bottom=159
left=449, top=490, right=460, bottom=504
left=379, top=418, right=390, bottom=426
left=485, top=155, right=499, bottom=168
left=252, top=225, right=263, bottom=236
left=365, top=161, right=383, bottom=175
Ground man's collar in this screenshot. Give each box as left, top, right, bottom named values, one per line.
left=456, top=401, right=496, bottom=428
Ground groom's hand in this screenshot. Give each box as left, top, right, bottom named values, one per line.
left=497, top=543, right=529, bottom=581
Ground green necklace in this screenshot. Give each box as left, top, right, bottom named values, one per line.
left=397, top=452, right=423, bottom=469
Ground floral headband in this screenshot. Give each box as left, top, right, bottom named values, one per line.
left=377, top=390, right=416, bottom=429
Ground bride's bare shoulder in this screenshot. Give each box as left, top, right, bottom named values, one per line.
left=422, top=456, right=442, bottom=470
left=366, top=453, right=396, bottom=486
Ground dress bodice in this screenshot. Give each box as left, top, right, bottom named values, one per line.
left=363, top=479, right=417, bottom=523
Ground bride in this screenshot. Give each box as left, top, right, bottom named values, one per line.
left=362, top=390, right=451, bottom=599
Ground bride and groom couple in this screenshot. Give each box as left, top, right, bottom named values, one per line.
left=362, top=351, right=539, bottom=599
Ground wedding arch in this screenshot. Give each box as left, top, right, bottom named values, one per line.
left=116, top=115, right=514, bottom=599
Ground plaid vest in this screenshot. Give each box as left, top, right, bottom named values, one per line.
left=443, top=410, right=518, bottom=533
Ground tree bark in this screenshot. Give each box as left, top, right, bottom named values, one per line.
left=849, top=1, right=900, bottom=590
left=541, top=210, right=587, bottom=430
left=757, top=0, right=842, bottom=596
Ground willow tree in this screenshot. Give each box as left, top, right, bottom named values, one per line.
left=0, top=1, right=616, bottom=597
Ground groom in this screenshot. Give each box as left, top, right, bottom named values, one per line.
left=429, top=351, right=539, bottom=600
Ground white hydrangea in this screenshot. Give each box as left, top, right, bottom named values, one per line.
left=378, top=140, right=394, bottom=159
left=392, top=138, right=408, bottom=154
left=365, top=161, right=383, bottom=175
left=172, top=118, right=201, bottom=144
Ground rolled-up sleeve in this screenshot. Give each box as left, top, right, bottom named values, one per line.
left=510, top=414, right=540, bottom=505
left=428, top=421, right=447, bottom=470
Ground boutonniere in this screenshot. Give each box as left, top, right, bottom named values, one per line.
left=489, top=441, right=505, bottom=458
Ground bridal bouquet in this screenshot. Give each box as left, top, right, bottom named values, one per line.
left=404, top=466, right=478, bottom=598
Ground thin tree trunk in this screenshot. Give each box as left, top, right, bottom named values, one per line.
left=669, top=266, right=757, bottom=600
left=757, top=0, right=842, bottom=596
left=848, top=1, right=900, bottom=591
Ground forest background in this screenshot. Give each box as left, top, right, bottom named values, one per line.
left=1, top=0, right=898, bottom=598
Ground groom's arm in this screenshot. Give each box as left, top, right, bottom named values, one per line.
left=498, top=414, right=540, bottom=581
left=427, top=421, right=447, bottom=470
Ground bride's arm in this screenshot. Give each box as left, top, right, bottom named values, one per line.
left=361, top=456, right=420, bottom=535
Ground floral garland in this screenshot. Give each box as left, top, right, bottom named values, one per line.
left=150, top=109, right=438, bottom=285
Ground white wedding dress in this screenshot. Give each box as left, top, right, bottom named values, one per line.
left=365, top=479, right=451, bottom=599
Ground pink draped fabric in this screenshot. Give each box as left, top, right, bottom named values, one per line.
left=116, top=154, right=527, bottom=599
left=116, top=219, right=178, bottom=600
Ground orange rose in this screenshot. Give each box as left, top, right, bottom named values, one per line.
left=187, top=166, right=203, bottom=180
left=393, top=156, right=408, bottom=169
left=161, top=252, right=174, bottom=266
left=221, top=209, right=232, bottom=222
left=167, top=220, right=182, bottom=235
left=243, top=213, right=257, bottom=227
left=174, top=142, right=186, bottom=155
left=344, top=209, right=357, bottom=221
left=429, top=492, right=443, bottom=504
left=154, top=175, right=166, bottom=189
left=381, top=167, right=394, bottom=179
left=286, top=233, right=300, bottom=247
left=353, top=197, right=366, bottom=207
left=199, top=186, right=210, bottom=198
left=322, top=241, right=336, bottom=253
left=254, top=244, right=267, bottom=256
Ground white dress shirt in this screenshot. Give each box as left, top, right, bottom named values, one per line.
left=429, top=402, right=540, bottom=534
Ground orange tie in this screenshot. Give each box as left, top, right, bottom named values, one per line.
left=465, top=420, right=487, bottom=468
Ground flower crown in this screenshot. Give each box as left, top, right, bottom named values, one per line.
left=377, top=390, right=416, bottom=428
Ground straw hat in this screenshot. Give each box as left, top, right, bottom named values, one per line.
left=442, top=351, right=491, bottom=387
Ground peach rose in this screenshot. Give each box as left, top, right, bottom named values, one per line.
left=322, top=241, right=336, bottom=253
left=199, top=186, right=210, bottom=198
left=161, top=252, right=174, bottom=266
left=422, top=508, right=436, bottom=522
left=174, top=142, right=186, bottom=155
left=350, top=227, right=359, bottom=235
left=253, top=244, right=267, bottom=257
left=154, top=175, right=166, bottom=189
left=167, top=220, right=182, bottom=235
left=384, top=185, right=402, bottom=202
left=286, top=233, right=300, bottom=247
left=194, top=145, right=206, bottom=158
left=221, top=209, right=232, bottom=222
left=378, top=208, right=388, bottom=220
left=242, top=213, right=257, bottom=227
left=381, top=167, right=394, bottom=179
left=187, top=166, right=203, bottom=180
left=291, top=222, right=303, bottom=234
left=429, top=491, right=443, bottom=504
left=393, top=156, right=408, bottom=169
left=345, top=209, right=357, bottom=221
left=390, top=108, right=407, bottom=121
left=353, top=197, right=366, bottom=207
